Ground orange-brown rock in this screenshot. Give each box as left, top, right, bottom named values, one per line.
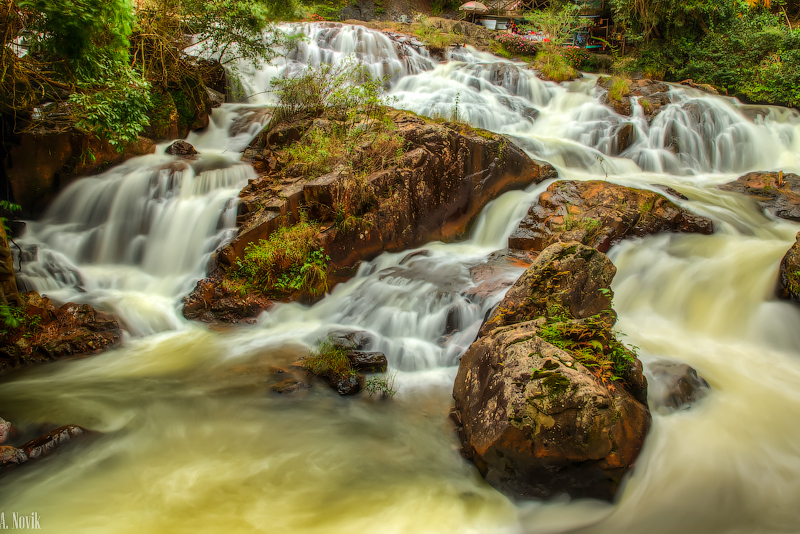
left=0, top=292, right=122, bottom=374
left=508, top=180, right=713, bottom=254
left=719, top=171, right=800, bottom=222
left=453, top=242, right=650, bottom=501
left=479, top=242, right=616, bottom=337
left=223, top=111, right=555, bottom=271
left=3, top=130, right=155, bottom=218
left=182, top=277, right=273, bottom=323
left=183, top=110, right=556, bottom=322
left=779, top=231, right=800, bottom=303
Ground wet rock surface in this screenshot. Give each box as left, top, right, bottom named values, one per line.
left=719, top=171, right=800, bottom=222
left=184, top=110, right=555, bottom=322
left=3, top=131, right=155, bottom=218
left=0, top=424, right=90, bottom=469
left=508, top=180, right=713, bottom=255
left=165, top=140, right=199, bottom=157
left=0, top=292, right=122, bottom=374
left=779, top=232, right=800, bottom=303
left=479, top=242, right=616, bottom=337
left=453, top=242, right=651, bottom=501
left=182, top=277, right=273, bottom=324
left=647, top=360, right=710, bottom=411
left=597, top=77, right=673, bottom=121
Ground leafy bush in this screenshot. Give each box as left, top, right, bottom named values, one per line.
left=269, top=58, right=389, bottom=128
left=534, top=50, right=577, bottom=82
left=610, top=0, right=800, bottom=107
left=607, top=77, right=630, bottom=101
left=523, top=3, right=582, bottom=49
left=493, top=33, right=538, bottom=56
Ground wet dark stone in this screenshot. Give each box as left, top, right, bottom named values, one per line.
left=349, top=351, right=388, bottom=373
left=328, top=374, right=364, bottom=396
left=166, top=140, right=198, bottom=157
left=328, top=330, right=373, bottom=351
left=648, top=360, right=709, bottom=410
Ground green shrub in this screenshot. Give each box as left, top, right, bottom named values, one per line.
left=534, top=50, right=577, bottom=82
left=303, top=338, right=355, bottom=377
left=236, top=222, right=330, bottom=295
left=607, top=77, right=630, bottom=102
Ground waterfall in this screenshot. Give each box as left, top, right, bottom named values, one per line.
left=4, top=21, right=800, bottom=534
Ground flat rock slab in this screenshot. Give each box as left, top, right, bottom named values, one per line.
left=719, top=171, right=800, bottom=222
left=508, top=180, right=713, bottom=255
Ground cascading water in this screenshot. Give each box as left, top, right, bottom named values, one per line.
left=3, top=21, right=800, bottom=534
left=14, top=106, right=268, bottom=334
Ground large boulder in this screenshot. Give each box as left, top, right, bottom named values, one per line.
left=719, top=171, right=800, bottom=222
left=453, top=242, right=651, bottom=501
left=508, top=180, right=713, bottom=254
left=183, top=111, right=556, bottom=321
left=779, top=232, right=800, bottom=302
left=479, top=242, right=615, bottom=337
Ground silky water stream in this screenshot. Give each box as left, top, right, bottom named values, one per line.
left=2, top=22, right=800, bottom=534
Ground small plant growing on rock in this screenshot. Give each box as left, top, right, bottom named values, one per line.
left=608, top=77, right=630, bottom=102
left=236, top=221, right=330, bottom=296
left=303, top=338, right=356, bottom=378
left=537, top=309, right=637, bottom=386
left=364, top=372, right=397, bottom=398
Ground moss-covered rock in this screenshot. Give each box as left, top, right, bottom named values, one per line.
left=452, top=242, right=650, bottom=501
left=779, top=232, right=800, bottom=303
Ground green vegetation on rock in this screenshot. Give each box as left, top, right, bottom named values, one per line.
left=303, top=338, right=356, bottom=377
left=236, top=221, right=331, bottom=296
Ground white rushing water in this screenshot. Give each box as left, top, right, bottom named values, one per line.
left=4, top=21, right=800, bottom=534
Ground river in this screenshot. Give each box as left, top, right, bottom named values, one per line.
left=2, top=22, right=800, bottom=534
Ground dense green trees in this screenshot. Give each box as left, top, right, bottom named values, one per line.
left=0, top=0, right=295, bottom=146
left=610, top=0, right=800, bottom=106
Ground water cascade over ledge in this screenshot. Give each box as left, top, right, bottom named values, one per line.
left=2, top=21, right=800, bottom=534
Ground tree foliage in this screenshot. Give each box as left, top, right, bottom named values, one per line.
left=611, top=0, right=800, bottom=107
left=1, top=0, right=294, bottom=147
left=523, top=3, right=582, bottom=50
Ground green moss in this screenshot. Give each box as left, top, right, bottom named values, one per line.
left=542, top=373, right=570, bottom=393
left=554, top=214, right=601, bottom=233
left=537, top=312, right=636, bottom=386
left=531, top=369, right=556, bottom=380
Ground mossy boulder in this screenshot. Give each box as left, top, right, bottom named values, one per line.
left=453, top=242, right=650, bottom=501
left=779, top=231, right=800, bottom=302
